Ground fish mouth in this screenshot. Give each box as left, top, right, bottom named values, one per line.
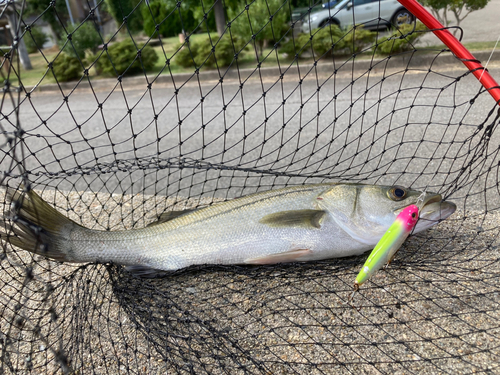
left=413, top=196, right=457, bottom=233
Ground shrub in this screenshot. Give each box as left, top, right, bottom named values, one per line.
left=51, top=52, right=82, bottom=82
left=341, top=26, right=377, bottom=55
left=175, top=35, right=244, bottom=69
left=281, top=25, right=375, bottom=58
left=98, top=39, right=159, bottom=76
left=281, top=26, right=345, bottom=58
left=60, top=22, right=102, bottom=59
left=24, top=27, right=49, bottom=54
left=310, top=26, right=346, bottom=56
left=377, top=22, right=427, bottom=54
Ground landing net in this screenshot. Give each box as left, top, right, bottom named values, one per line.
left=1, top=0, right=499, bottom=373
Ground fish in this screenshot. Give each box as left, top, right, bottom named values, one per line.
left=0, top=184, right=456, bottom=275
left=354, top=204, right=419, bottom=289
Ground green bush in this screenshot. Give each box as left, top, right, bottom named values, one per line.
left=141, top=0, right=200, bottom=37
left=311, top=26, right=347, bottom=56
left=60, top=22, right=102, bottom=59
left=98, top=39, right=159, bottom=76
left=377, top=22, right=427, bottom=54
left=281, top=25, right=346, bottom=58
left=24, top=27, right=49, bottom=54
left=280, top=24, right=375, bottom=58
left=341, top=26, right=377, bottom=55
left=51, top=52, right=82, bottom=82
left=175, top=35, right=244, bottom=69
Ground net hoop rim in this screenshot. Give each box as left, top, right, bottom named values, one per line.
left=398, top=0, right=500, bottom=105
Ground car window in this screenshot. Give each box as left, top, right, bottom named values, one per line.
left=353, top=0, right=378, bottom=5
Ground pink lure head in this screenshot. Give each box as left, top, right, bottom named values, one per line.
left=397, top=204, right=419, bottom=233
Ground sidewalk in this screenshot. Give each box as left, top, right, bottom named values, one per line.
left=418, top=0, right=500, bottom=46
left=31, top=48, right=500, bottom=93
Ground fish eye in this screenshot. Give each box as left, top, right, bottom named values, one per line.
left=388, top=186, right=407, bottom=201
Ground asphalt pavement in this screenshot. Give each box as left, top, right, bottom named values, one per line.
left=3, top=51, right=499, bottom=212
left=417, top=0, right=500, bottom=46
left=4, top=1, right=500, bottom=206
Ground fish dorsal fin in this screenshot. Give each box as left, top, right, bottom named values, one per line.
left=147, top=209, right=195, bottom=226
left=259, top=209, right=326, bottom=229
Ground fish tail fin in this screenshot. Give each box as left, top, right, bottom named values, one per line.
left=1, top=187, right=78, bottom=262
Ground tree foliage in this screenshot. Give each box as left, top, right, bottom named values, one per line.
left=59, top=22, right=102, bottom=59
left=142, top=0, right=224, bottom=37
left=421, top=0, right=490, bottom=32
left=228, top=0, right=290, bottom=57
left=105, top=0, right=143, bottom=32
left=25, top=0, right=69, bottom=42
left=24, top=27, right=49, bottom=54
left=142, top=0, right=208, bottom=37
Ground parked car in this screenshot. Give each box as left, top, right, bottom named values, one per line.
left=292, top=4, right=322, bottom=23
left=300, top=0, right=414, bottom=32
left=322, top=1, right=338, bottom=9
left=291, top=2, right=337, bottom=24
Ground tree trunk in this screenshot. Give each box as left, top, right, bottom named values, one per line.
left=213, top=0, right=226, bottom=36
left=7, top=12, right=32, bottom=71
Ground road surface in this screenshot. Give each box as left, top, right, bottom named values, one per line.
left=1, top=58, right=499, bottom=210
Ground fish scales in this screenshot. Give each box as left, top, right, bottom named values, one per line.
left=1, top=184, right=456, bottom=273
left=69, top=184, right=344, bottom=270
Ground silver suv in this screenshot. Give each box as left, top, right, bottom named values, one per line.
left=300, top=0, right=414, bottom=32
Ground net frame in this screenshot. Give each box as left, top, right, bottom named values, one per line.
left=0, top=0, right=499, bottom=374
left=399, top=0, right=500, bottom=105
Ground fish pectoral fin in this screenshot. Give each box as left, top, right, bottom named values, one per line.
left=147, top=209, right=195, bottom=226
left=259, top=210, right=326, bottom=229
left=244, top=248, right=313, bottom=265
left=125, top=265, right=167, bottom=278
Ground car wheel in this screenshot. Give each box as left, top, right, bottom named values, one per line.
left=391, top=8, right=414, bottom=27
left=319, top=17, right=340, bottom=28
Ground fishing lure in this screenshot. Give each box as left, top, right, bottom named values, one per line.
left=354, top=204, right=419, bottom=290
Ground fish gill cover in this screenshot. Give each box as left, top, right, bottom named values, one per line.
left=0, top=0, right=499, bottom=373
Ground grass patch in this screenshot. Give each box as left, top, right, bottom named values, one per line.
left=455, top=40, right=498, bottom=51
left=7, top=34, right=499, bottom=89
left=2, top=51, right=57, bottom=88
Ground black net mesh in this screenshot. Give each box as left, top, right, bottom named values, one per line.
left=1, top=0, right=500, bottom=373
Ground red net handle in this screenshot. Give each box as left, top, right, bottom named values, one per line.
left=398, top=0, right=500, bottom=106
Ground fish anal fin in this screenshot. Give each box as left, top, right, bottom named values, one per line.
left=259, top=210, right=326, bottom=229
left=244, top=248, right=312, bottom=265
left=147, top=209, right=195, bottom=226
left=125, top=265, right=167, bottom=278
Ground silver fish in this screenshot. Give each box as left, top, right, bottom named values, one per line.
left=1, top=184, right=456, bottom=274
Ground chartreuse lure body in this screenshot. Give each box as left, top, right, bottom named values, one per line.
left=354, top=204, right=419, bottom=289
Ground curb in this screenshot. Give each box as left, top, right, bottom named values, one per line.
left=29, top=49, right=500, bottom=93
